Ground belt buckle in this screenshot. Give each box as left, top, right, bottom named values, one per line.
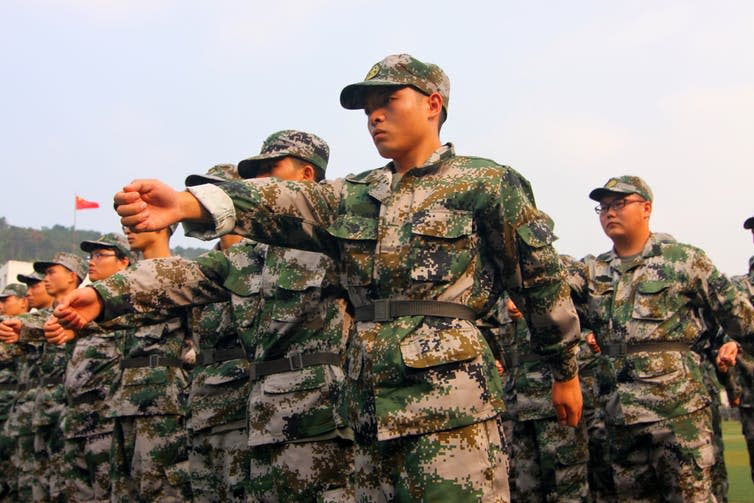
left=249, top=364, right=257, bottom=381
left=148, top=354, right=161, bottom=368
left=199, top=349, right=214, bottom=366
left=617, top=342, right=628, bottom=355
left=373, top=299, right=391, bottom=322
left=288, top=353, right=304, bottom=371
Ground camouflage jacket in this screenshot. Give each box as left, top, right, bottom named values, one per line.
left=94, top=242, right=353, bottom=445
left=62, top=315, right=134, bottom=438
left=0, top=340, right=22, bottom=423
left=569, top=233, right=754, bottom=425
left=3, top=313, right=44, bottom=437
left=729, top=269, right=754, bottom=408
left=187, top=143, right=579, bottom=440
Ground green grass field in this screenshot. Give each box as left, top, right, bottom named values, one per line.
left=723, top=420, right=753, bottom=503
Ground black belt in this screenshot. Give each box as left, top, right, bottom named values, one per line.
left=16, top=382, right=35, bottom=392
left=121, top=354, right=183, bottom=369
left=0, top=383, right=17, bottom=392
left=354, top=300, right=476, bottom=322
left=603, top=342, right=690, bottom=357
left=197, top=347, right=246, bottom=366
left=249, top=352, right=341, bottom=380
left=507, top=351, right=542, bottom=368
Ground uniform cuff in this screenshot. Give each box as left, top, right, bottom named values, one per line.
left=184, top=184, right=236, bottom=239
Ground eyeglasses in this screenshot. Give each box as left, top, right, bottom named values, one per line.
left=594, top=198, right=646, bottom=215
left=88, top=251, right=117, bottom=261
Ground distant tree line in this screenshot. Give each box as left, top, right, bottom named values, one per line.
left=0, top=217, right=208, bottom=263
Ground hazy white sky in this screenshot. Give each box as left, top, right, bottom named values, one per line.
left=1, top=0, right=752, bottom=274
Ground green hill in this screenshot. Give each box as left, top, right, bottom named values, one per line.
left=0, top=217, right=208, bottom=262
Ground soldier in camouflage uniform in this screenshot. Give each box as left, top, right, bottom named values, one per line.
left=1, top=252, right=86, bottom=502
left=109, top=54, right=583, bottom=502
left=0, top=283, right=29, bottom=500
left=568, top=176, right=754, bottom=502
left=57, top=137, right=356, bottom=502
left=497, top=296, right=590, bottom=503
left=728, top=216, right=754, bottom=483
left=18, top=270, right=55, bottom=313
left=52, top=233, right=134, bottom=502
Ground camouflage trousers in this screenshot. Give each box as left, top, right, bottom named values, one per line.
left=63, top=429, right=113, bottom=502
left=110, top=414, right=191, bottom=503
left=709, top=394, right=728, bottom=503
left=248, top=436, right=354, bottom=503
left=508, top=417, right=589, bottom=503
left=608, top=407, right=715, bottom=503
left=582, top=405, right=614, bottom=502
left=0, top=428, right=16, bottom=500
left=739, top=406, right=754, bottom=483
left=353, top=417, right=508, bottom=503
left=34, top=424, right=66, bottom=502
left=189, top=424, right=250, bottom=502
left=12, top=433, right=38, bottom=501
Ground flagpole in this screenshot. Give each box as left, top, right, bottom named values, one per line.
left=73, top=195, right=77, bottom=253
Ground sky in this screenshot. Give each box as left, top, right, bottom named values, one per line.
left=1, top=0, right=752, bottom=275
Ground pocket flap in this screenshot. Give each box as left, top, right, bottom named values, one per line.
left=400, top=325, right=483, bottom=369
left=262, top=366, right=325, bottom=394
left=516, top=219, right=556, bottom=248
left=327, top=215, right=377, bottom=240
left=412, top=209, right=473, bottom=239
left=637, top=280, right=671, bottom=295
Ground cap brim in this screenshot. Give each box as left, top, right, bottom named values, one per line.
left=16, top=273, right=40, bottom=284
left=588, top=188, right=634, bottom=202
left=33, top=261, right=56, bottom=274
left=184, top=173, right=228, bottom=187
left=744, top=217, right=754, bottom=230
left=80, top=241, right=119, bottom=253
left=238, top=152, right=290, bottom=179
left=340, top=81, right=405, bottom=110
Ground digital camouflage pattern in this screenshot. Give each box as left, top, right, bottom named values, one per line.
left=731, top=266, right=754, bottom=482
left=186, top=142, right=579, bottom=500
left=237, top=130, right=329, bottom=179
left=187, top=143, right=580, bottom=439
left=568, top=232, right=754, bottom=426
left=483, top=296, right=589, bottom=503
left=92, top=239, right=355, bottom=500
left=340, top=53, right=451, bottom=114
left=0, top=339, right=22, bottom=499
left=569, top=232, right=754, bottom=501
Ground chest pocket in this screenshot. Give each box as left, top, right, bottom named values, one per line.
left=632, top=280, right=675, bottom=321
left=327, top=215, right=377, bottom=287
left=409, top=209, right=475, bottom=283
left=265, top=249, right=328, bottom=323
left=588, top=281, right=614, bottom=326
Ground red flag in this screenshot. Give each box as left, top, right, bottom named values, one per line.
left=75, top=195, right=100, bottom=210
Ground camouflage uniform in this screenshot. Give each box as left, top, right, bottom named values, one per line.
left=184, top=99, right=580, bottom=501
left=731, top=258, right=754, bottom=483
left=99, top=297, right=191, bottom=502
left=494, top=299, right=589, bottom=503
left=0, top=338, right=22, bottom=500
left=569, top=231, right=754, bottom=502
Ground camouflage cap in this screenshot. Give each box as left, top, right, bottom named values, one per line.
left=589, top=175, right=654, bottom=202
left=0, top=283, right=28, bottom=299
left=237, top=130, right=329, bottom=179
left=185, top=163, right=241, bottom=187
left=80, top=233, right=134, bottom=262
left=340, top=54, right=450, bottom=115
left=17, top=271, right=44, bottom=285
left=33, top=252, right=87, bottom=282
left=744, top=216, right=754, bottom=230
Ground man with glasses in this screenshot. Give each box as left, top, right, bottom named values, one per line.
left=567, top=175, right=754, bottom=501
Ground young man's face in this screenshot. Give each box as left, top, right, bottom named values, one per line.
left=27, top=281, right=53, bottom=309
left=1, top=295, right=28, bottom=316
left=597, top=193, right=651, bottom=243
left=44, top=265, right=77, bottom=297
left=255, top=157, right=308, bottom=182
left=123, top=227, right=159, bottom=252
left=363, top=86, right=433, bottom=161
left=87, top=246, right=129, bottom=281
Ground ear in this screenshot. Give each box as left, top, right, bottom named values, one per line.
left=301, top=164, right=316, bottom=182
left=427, top=92, right=443, bottom=121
